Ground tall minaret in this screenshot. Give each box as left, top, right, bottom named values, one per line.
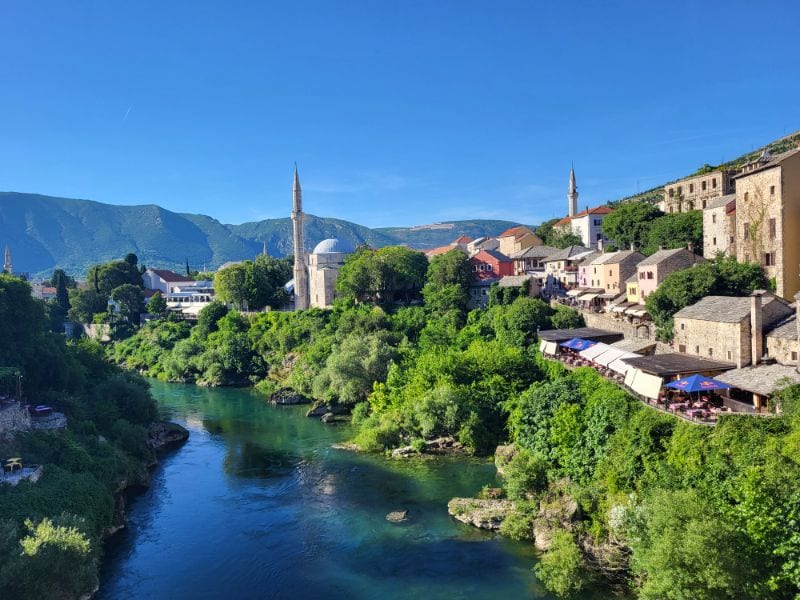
left=291, top=165, right=309, bottom=310
left=3, top=244, right=11, bottom=274
left=568, top=164, right=578, bottom=217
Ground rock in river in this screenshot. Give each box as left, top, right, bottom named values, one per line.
left=386, top=510, right=409, bottom=523
left=447, top=498, right=516, bottom=530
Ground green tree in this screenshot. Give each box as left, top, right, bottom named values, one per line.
left=146, top=291, right=167, bottom=317
left=86, top=260, right=142, bottom=296
left=214, top=263, right=249, bottom=310
left=68, top=288, right=108, bottom=324
left=644, top=211, right=703, bottom=255
left=336, top=246, right=427, bottom=304
left=110, top=284, right=144, bottom=326
left=534, top=529, right=587, bottom=597
left=601, top=202, right=663, bottom=251
left=492, top=297, right=552, bottom=347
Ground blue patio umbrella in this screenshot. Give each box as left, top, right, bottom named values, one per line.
left=665, top=374, right=731, bottom=393
left=559, top=338, right=596, bottom=351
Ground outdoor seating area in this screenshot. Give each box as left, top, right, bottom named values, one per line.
left=542, top=333, right=757, bottom=425
left=0, top=457, right=42, bottom=486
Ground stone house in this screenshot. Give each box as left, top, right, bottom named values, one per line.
left=732, top=147, right=800, bottom=300
left=466, top=236, right=499, bottom=256
left=543, top=246, right=591, bottom=288
left=497, top=227, right=543, bottom=257
left=511, top=245, right=558, bottom=274
left=635, top=248, right=705, bottom=301
left=765, top=314, right=798, bottom=366
left=662, top=169, right=735, bottom=213
left=673, top=292, right=793, bottom=368
left=702, top=194, right=736, bottom=258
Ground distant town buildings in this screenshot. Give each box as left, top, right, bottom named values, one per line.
left=702, top=194, right=736, bottom=258
left=661, top=169, right=735, bottom=213
left=635, top=248, right=705, bottom=301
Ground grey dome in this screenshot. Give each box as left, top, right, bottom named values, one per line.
left=312, top=238, right=355, bottom=255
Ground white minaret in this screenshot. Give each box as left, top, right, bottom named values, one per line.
left=3, top=244, right=11, bottom=274
left=568, top=164, right=578, bottom=217
left=291, top=165, right=309, bottom=310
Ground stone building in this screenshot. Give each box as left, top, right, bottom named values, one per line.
left=702, top=194, right=736, bottom=258
left=732, top=148, right=800, bottom=300
left=511, top=245, right=558, bottom=274
left=496, top=226, right=542, bottom=257
left=673, top=292, right=793, bottom=368
left=543, top=246, right=592, bottom=288
left=586, top=250, right=645, bottom=297
left=662, top=169, right=735, bottom=213
left=308, top=238, right=355, bottom=308
left=635, top=248, right=705, bottom=301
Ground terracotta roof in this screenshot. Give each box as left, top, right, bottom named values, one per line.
left=498, top=226, right=535, bottom=238
left=425, top=245, right=466, bottom=257
left=149, top=269, right=193, bottom=283
left=572, top=206, right=613, bottom=218
left=554, top=216, right=572, bottom=227
left=452, top=235, right=473, bottom=244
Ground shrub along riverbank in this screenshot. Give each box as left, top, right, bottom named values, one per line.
left=109, top=249, right=800, bottom=598
left=0, top=275, right=181, bottom=599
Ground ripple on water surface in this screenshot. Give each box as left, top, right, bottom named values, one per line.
left=98, top=381, right=559, bottom=600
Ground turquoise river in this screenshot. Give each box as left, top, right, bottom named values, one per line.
left=98, top=380, right=563, bottom=599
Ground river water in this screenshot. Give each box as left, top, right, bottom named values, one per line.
left=98, top=380, right=554, bottom=599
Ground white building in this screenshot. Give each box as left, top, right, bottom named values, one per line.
left=142, top=269, right=195, bottom=295
left=308, top=238, right=355, bottom=308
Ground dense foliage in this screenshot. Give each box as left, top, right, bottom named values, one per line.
left=535, top=218, right=584, bottom=248
left=645, top=255, right=769, bottom=340
left=213, top=254, right=292, bottom=311
left=0, top=275, right=161, bottom=599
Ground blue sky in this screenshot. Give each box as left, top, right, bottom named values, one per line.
left=1, top=1, right=799, bottom=228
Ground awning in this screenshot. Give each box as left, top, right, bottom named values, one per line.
left=628, top=368, right=664, bottom=399
left=566, top=289, right=585, bottom=297
left=578, top=293, right=600, bottom=301
left=612, top=305, right=629, bottom=313
left=608, top=352, right=642, bottom=375
left=541, top=341, right=559, bottom=356
left=599, top=293, right=619, bottom=300
left=579, top=342, right=613, bottom=361
left=594, top=347, right=630, bottom=368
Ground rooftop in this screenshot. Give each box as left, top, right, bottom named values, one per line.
left=148, top=269, right=194, bottom=282
left=498, top=275, right=534, bottom=288
left=767, top=314, right=797, bottom=340
left=545, top=245, right=590, bottom=262
left=510, top=245, right=559, bottom=259
left=674, top=295, right=791, bottom=324
left=538, top=327, right=624, bottom=343
left=473, top=249, right=512, bottom=262
left=636, top=248, right=702, bottom=267
left=589, top=250, right=644, bottom=266
left=498, top=226, right=536, bottom=239
left=623, top=353, right=734, bottom=376
left=715, top=363, right=800, bottom=396
left=553, top=205, right=612, bottom=227
left=733, top=147, right=800, bottom=179
left=704, top=193, right=736, bottom=211
left=312, top=238, right=356, bottom=255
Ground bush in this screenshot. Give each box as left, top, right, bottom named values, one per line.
left=533, top=528, right=587, bottom=598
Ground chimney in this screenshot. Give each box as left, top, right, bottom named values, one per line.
left=630, top=243, right=636, bottom=252
left=750, top=290, right=766, bottom=367
left=795, top=292, right=800, bottom=372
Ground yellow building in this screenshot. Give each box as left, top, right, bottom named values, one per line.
left=626, top=274, right=639, bottom=304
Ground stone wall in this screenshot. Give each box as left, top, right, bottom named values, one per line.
left=673, top=317, right=747, bottom=366
left=0, top=402, right=31, bottom=434
left=581, top=310, right=658, bottom=344
left=766, top=335, right=798, bottom=366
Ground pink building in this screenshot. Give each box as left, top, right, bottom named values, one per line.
left=636, top=248, right=705, bottom=300
left=577, top=251, right=600, bottom=288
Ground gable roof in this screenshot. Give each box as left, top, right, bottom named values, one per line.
left=715, top=363, right=800, bottom=396
left=149, top=269, right=194, bottom=283
left=636, top=248, right=703, bottom=268
left=425, top=245, right=466, bottom=258
left=452, top=235, right=473, bottom=244
left=511, top=245, right=559, bottom=259
left=498, top=275, right=534, bottom=288
left=498, top=226, right=535, bottom=239
left=674, top=295, right=792, bottom=324
left=473, top=248, right=512, bottom=262
left=733, top=147, right=800, bottom=179
left=552, top=205, right=612, bottom=228
left=704, top=193, right=736, bottom=211
left=766, top=314, right=797, bottom=340
left=544, top=245, right=590, bottom=262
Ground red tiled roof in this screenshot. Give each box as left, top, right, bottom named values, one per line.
left=425, top=245, right=466, bottom=258
left=554, top=216, right=572, bottom=227
left=498, top=226, right=534, bottom=238
left=554, top=206, right=612, bottom=227
left=150, top=269, right=194, bottom=283
left=452, top=235, right=473, bottom=244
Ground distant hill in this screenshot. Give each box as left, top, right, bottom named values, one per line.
left=0, top=192, right=522, bottom=278
left=376, top=220, right=522, bottom=248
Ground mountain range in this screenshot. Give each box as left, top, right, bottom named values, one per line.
left=0, top=192, right=521, bottom=277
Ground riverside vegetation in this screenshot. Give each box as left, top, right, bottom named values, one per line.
left=0, top=274, right=183, bottom=599
left=109, top=246, right=800, bottom=599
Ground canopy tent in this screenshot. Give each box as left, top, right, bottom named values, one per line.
left=539, top=340, right=559, bottom=356
left=579, top=342, right=613, bottom=361
left=608, top=352, right=642, bottom=375
left=665, top=374, right=731, bottom=393
left=626, top=368, right=664, bottom=399
left=577, top=293, right=600, bottom=301
left=566, top=289, right=585, bottom=297
left=593, top=347, right=630, bottom=367
left=611, top=304, right=630, bottom=313
left=559, top=338, right=597, bottom=351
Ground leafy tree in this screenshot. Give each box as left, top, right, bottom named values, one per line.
left=644, top=211, right=703, bottom=255
left=214, top=263, right=249, bottom=310
left=110, top=284, right=144, bottom=326
left=124, top=252, right=139, bottom=268
left=646, top=255, right=768, bottom=340
left=336, top=246, right=427, bottom=304
left=601, top=202, right=663, bottom=251
left=196, top=301, right=229, bottom=337
left=536, top=219, right=584, bottom=249
left=492, top=297, right=552, bottom=347
left=146, top=291, right=167, bottom=317
left=86, top=260, right=142, bottom=296
left=534, top=529, right=588, bottom=597
left=67, top=288, right=108, bottom=324
left=48, top=269, right=76, bottom=289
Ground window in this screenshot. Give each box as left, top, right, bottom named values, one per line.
left=770, top=185, right=775, bottom=195
left=727, top=351, right=732, bottom=360
left=708, top=348, right=713, bottom=357
left=680, top=323, right=685, bottom=330
left=743, top=224, right=750, bottom=240
left=679, top=344, right=686, bottom=353
left=712, top=214, right=716, bottom=224
left=793, top=351, right=798, bottom=362
left=486, top=264, right=493, bottom=272
left=769, top=218, right=776, bottom=239
left=712, top=178, right=717, bottom=189
left=695, top=346, right=700, bottom=354
left=596, top=232, right=602, bottom=241
left=647, top=272, right=654, bottom=279
left=702, top=181, right=707, bottom=191
left=677, top=185, right=683, bottom=194
left=744, top=192, right=749, bottom=201
left=764, top=253, right=775, bottom=266
left=608, top=269, right=612, bottom=276
left=669, top=206, right=674, bottom=213
left=713, top=237, right=717, bottom=245
left=689, top=183, right=694, bottom=193
left=702, top=200, right=707, bottom=209
left=669, top=188, right=674, bottom=197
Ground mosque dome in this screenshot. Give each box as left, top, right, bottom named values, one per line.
left=312, top=238, right=356, bottom=255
